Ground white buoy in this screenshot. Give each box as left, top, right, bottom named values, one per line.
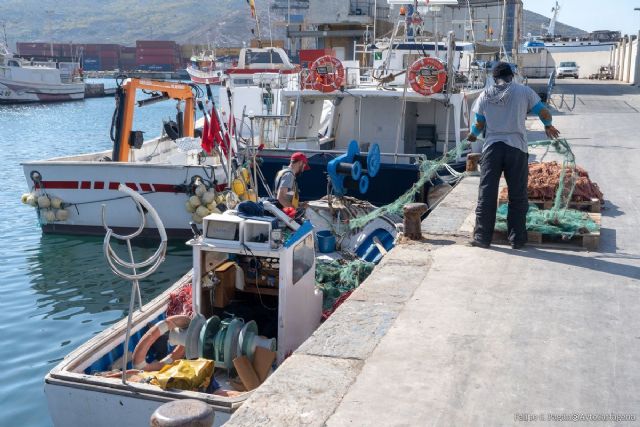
left=189, top=195, right=201, bottom=208
left=27, top=193, right=37, bottom=206
left=195, top=206, right=210, bottom=218
left=51, top=198, right=63, bottom=209
left=195, top=184, right=207, bottom=197
left=185, top=201, right=195, bottom=213
left=21, top=193, right=30, bottom=204
left=191, top=213, right=203, bottom=224
left=43, top=209, right=56, bottom=222
left=55, top=209, right=69, bottom=221
left=201, top=190, right=216, bottom=205
left=38, top=195, right=51, bottom=208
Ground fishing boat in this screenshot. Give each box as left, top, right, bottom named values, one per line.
left=44, top=183, right=395, bottom=426
left=186, top=48, right=226, bottom=85
left=0, top=42, right=84, bottom=103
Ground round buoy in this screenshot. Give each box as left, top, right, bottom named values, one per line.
left=407, top=57, right=446, bottom=96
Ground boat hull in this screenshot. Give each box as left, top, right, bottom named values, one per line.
left=22, top=160, right=227, bottom=238
left=0, top=77, right=84, bottom=103
left=186, top=66, right=223, bottom=85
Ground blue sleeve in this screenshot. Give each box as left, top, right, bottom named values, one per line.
left=530, top=101, right=545, bottom=115
left=470, top=113, right=486, bottom=136
left=530, top=101, right=552, bottom=126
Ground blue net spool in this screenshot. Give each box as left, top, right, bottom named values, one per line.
left=359, top=175, right=370, bottom=194
left=336, top=160, right=362, bottom=181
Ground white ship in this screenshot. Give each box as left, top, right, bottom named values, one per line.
left=0, top=42, right=84, bottom=103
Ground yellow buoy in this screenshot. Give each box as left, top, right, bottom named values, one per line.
left=189, top=195, right=202, bottom=208
left=191, top=213, right=203, bottom=224
left=232, top=178, right=246, bottom=196
left=21, top=193, right=30, bottom=204
left=240, top=168, right=251, bottom=184
left=185, top=201, right=196, bottom=213
left=195, top=206, right=210, bottom=218
left=51, top=198, right=63, bottom=209
left=38, top=195, right=51, bottom=208
left=43, top=209, right=56, bottom=223
left=246, top=189, right=257, bottom=202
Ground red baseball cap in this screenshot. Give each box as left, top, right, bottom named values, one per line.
left=291, top=152, right=311, bottom=171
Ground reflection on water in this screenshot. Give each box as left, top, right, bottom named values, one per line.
left=0, top=86, right=202, bottom=426
left=29, top=234, right=192, bottom=322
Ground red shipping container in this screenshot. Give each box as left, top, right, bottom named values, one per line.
left=136, top=40, right=176, bottom=49
left=299, top=49, right=335, bottom=62
left=136, top=48, right=178, bottom=56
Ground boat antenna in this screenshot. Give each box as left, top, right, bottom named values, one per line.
left=101, top=185, right=168, bottom=385
left=499, top=0, right=511, bottom=62
left=248, top=0, right=263, bottom=48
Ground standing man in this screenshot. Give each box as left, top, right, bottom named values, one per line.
left=275, top=152, right=311, bottom=209
left=467, top=62, right=560, bottom=249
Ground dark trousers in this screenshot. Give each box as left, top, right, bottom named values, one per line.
left=474, top=142, right=529, bottom=245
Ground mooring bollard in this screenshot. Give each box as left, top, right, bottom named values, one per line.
left=466, top=153, right=482, bottom=174
left=150, top=399, right=214, bottom=427
left=403, top=203, right=428, bottom=240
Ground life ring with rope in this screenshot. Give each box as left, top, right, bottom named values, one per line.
left=307, top=55, right=345, bottom=93
left=408, top=57, right=446, bottom=96
left=132, top=315, right=191, bottom=371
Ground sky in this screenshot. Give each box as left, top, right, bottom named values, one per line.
left=523, top=0, right=639, bottom=36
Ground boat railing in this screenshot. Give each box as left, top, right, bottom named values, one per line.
left=355, top=65, right=487, bottom=91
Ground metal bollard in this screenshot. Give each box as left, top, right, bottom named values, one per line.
left=466, top=153, right=482, bottom=174
left=151, top=399, right=215, bottom=427
left=403, top=203, right=428, bottom=240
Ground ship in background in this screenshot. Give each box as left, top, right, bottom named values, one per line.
left=186, top=45, right=226, bottom=85
left=0, top=41, right=84, bottom=103
left=522, top=1, right=619, bottom=54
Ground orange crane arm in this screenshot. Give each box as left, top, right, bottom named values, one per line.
left=115, top=78, right=195, bottom=162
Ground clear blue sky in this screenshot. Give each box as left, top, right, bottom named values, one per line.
left=523, top=0, right=640, bottom=36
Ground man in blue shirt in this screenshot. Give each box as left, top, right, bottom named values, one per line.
left=467, top=62, right=560, bottom=249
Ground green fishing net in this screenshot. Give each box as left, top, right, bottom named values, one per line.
left=495, top=138, right=599, bottom=238
left=315, top=259, right=375, bottom=310
left=348, top=142, right=469, bottom=230
left=495, top=203, right=598, bottom=238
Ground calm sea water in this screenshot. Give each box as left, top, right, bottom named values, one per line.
left=0, top=80, right=208, bottom=426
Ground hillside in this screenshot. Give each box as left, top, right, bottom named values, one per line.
left=522, top=9, right=587, bottom=38
left=1, top=0, right=284, bottom=48
left=1, top=2, right=587, bottom=49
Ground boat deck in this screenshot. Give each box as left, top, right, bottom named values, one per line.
left=225, top=80, right=640, bottom=425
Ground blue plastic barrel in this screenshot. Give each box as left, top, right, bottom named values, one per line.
left=316, top=230, right=336, bottom=253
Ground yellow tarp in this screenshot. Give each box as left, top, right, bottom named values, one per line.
left=144, top=358, right=215, bottom=391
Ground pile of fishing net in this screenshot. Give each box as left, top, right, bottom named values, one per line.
left=500, top=161, right=603, bottom=202
left=495, top=203, right=599, bottom=238
left=315, top=259, right=375, bottom=317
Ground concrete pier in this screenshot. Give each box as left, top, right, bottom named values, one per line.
left=226, top=80, right=640, bottom=426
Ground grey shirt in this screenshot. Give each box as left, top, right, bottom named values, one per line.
left=275, top=167, right=298, bottom=205
left=473, top=82, right=541, bottom=153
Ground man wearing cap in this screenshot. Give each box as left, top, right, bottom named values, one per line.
left=467, top=61, right=560, bottom=249
left=274, top=152, right=310, bottom=209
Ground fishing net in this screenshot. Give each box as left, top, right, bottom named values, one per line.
left=315, top=259, right=375, bottom=311
left=495, top=203, right=598, bottom=238
left=348, top=143, right=469, bottom=229
left=495, top=139, right=601, bottom=238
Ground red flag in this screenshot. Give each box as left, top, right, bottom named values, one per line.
left=201, top=114, right=213, bottom=154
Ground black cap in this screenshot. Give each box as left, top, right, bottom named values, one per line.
left=492, top=62, right=514, bottom=79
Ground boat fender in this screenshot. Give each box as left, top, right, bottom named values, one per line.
left=163, top=120, right=181, bottom=141
left=308, top=56, right=345, bottom=93
left=408, top=57, right=446, bottom=96
left=132, top=315, right=191, bottom=371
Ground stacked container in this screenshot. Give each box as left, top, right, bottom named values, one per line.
left=136, top=40, right=180, bottom=72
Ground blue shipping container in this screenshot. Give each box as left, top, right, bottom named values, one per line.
left=83, top=57, right=100, bottom=71
left=137, top=64, right=173, bottom=72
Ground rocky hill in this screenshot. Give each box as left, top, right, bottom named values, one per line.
left=1, top=1, right=586, bottom=48
left=522, top=8, right=588, bottom=38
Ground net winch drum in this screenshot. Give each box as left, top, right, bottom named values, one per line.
left=327, top=140, right=380, bottom=196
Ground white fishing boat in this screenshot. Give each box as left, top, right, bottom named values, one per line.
left=0, top=42, right=84, bottom=103
left=187, top=48, right=226, bottom=85
left=44, top=185, right=395, bottom=426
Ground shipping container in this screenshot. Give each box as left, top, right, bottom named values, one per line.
left=136, top=48, right=179, bottom=56
left=136, top=40, right=177, bottom=49
left=136, top=55, right=179, bottom=64
left=83, top=57, right=101, bottom=71
left=137, top=64, right=174, bottom=71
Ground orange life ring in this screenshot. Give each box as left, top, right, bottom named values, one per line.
left=132, top=315, right=191, bottom=371
left=308, top=55, right=345, bottom=93
left=407, top=57, right=446, bottom=96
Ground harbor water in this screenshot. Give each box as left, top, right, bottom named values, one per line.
left=0, top=80, right=208, bottom=426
